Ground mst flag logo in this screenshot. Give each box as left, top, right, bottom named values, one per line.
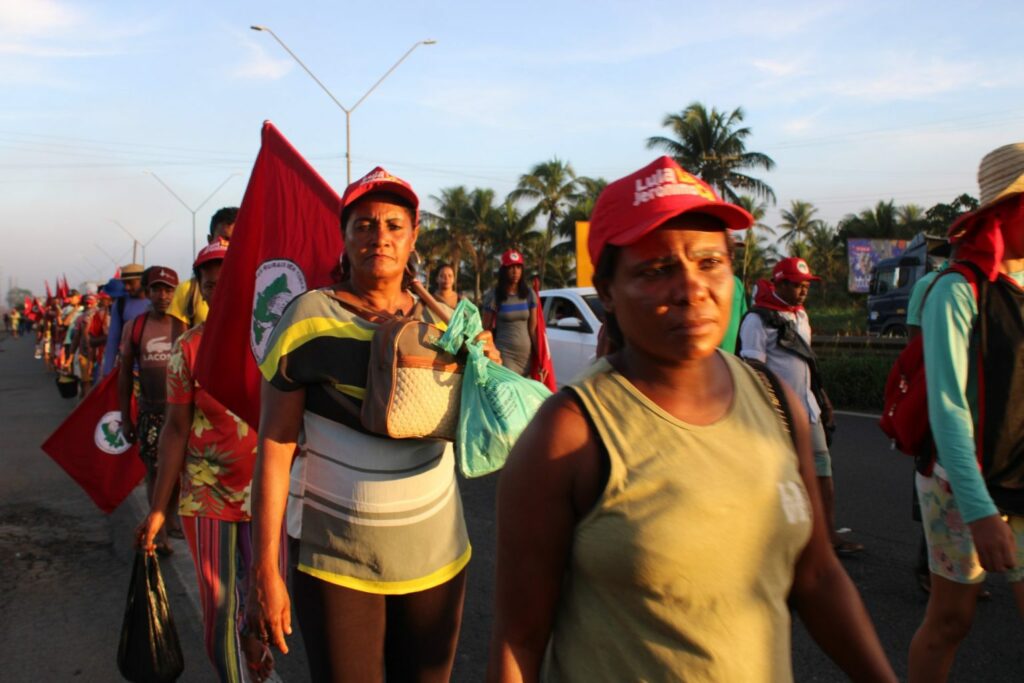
left=251, top=258, right=306, bottom=363
left=94, top=411, right=132, bottom=454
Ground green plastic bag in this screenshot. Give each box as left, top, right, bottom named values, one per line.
left=438, top=300, right=552, bottom=477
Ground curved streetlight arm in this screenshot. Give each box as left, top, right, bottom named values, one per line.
left=110, top=219, right=139, bottom=243
left=194, top=174, right=241, bottom=214
left=350, top=40, right=436, bottom=112
left=146, top=172, right=194, bottom=213
left=251, top=25, right=349, bottom=113
left=143, top=221, right=174, bottom=247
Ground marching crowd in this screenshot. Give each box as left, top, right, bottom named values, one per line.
left=15, top=141, right=1024, bottom=682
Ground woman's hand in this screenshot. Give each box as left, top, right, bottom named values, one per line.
left=246, top=567, right=293, bottom=655
left=476, top=331, right=503, bottom=364
left=135, top=510, right=166, bottom=553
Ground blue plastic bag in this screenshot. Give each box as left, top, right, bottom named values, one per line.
left=438, top=300, right=552, bottom=477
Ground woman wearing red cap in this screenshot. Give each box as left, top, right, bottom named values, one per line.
left=489, top=157, right=895, bottom=682
left=137, top=241, right=274, bottom=682
left=483, top=249, right=538, bottom=376
left=248, top=167, right=497, bottom=681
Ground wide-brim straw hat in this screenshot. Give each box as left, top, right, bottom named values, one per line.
left=950, top=142, right=1024, bottom=235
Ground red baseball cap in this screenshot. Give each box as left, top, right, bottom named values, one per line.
left=193, top=239, right=229, bottom=269
left=146, top=265, right=180, bottom=289
left=772, top=257, right=821, bottom=283
left=501, top=249, right=525, bottom=267
left=587, top=156, right=753, bottom=266
left=341, top=166, right=419, bottom=222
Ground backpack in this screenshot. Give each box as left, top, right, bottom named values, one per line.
left=738, top=306, right=836, bottom=444
left=878, top=262, right=981, bottom=463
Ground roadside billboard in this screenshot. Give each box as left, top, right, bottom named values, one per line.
left=847, top=238, right=908, bottom=293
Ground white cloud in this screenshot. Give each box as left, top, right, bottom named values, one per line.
left=0, top=0, right=79, bottom=37
left=231, top=41, right=294, bottom=80
left=752, top=58, right=806, bottom=78
left=827, top=55, right=982, bottom=100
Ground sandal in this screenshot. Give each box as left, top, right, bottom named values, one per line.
left=833, top=540, right=865, bottom=557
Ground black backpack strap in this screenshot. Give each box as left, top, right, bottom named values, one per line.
left=743, top=358, right=798, bottom=452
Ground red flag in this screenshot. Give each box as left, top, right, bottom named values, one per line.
left=45, top=280, right=53, bottom=303
left=40, top=367, right=145, bottom=513
left=194, top=121, right=342, bottom=428
left=529, top=277, right=558, bottom=391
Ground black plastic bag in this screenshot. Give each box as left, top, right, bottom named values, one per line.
left=117, top=551, right=184, bottom=683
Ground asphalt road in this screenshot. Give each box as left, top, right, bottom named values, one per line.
left=2, top=330, right=1022, bottom=681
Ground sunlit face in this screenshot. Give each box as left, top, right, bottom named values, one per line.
left=148, top=283, right=175, bottom=313
left=198, top=262, right=222, bottom=305
left=598, top=214, right=733, bottom=363
left=344, top=196, right=418, bottom=281
left=775, top=279, right=810, bottom=307
left=436, top=266, right=455, bottom=290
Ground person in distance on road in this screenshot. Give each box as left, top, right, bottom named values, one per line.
left=738, top=257, right=864, bottom=557
left=483, top=249, right=539, bottom=377
left=489, top=156, right=896, bottom=682
left=136, top=243, right=273, bottom=682
left=120, top=266, right=186, bottom=555
left=908, top=142, right=1024, bottom=682
left=168, top=206, right=238, bottom=328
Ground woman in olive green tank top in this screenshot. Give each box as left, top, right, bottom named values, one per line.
left=488, top=157, right=896, bottom=682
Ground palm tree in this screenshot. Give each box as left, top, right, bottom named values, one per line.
left=804, top=223, right=844, bottom=302
left=734, top=195, right=773, bottom=290
left=838, top=200, right=909, bottom=239
left=778, top=200, right=822, bottom=250
left=423, top=186, right=475, bottom=285
left=463, top=188, right=500, bottom=302
left=646, top=102, right=776, bottom=203
left=508, top=158, right=580, bottom=285
left=898, top=203, right=927, bottom=234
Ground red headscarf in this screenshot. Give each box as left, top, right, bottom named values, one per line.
left=949, top=194, right=1024, bottom=281
left=752, top=279, right=803, bottom=313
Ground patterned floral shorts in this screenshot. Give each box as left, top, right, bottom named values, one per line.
left=137, top=411, right=165, bottom=481
left=916, top=472, right=1024, bottom=584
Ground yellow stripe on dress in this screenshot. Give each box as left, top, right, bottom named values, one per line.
left=297, top=544, right=471, bottom=595
left=259, top=316, right=374, bottom=381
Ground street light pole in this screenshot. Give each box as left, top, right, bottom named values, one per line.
left=250, top=25, right=436, bottom=184
left=145, top=173, right=239, bottom=258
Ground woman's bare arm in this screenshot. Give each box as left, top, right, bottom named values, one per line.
left=247, top=380, right=305, bottom=654
left=783, top=383, right=897, bottom=682
left=487, top=392, right=602, bottom=683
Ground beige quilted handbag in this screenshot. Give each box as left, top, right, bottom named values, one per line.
left=361, top=314, right=463, bottom=441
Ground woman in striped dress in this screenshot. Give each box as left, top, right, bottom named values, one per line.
left=246, top=167, right=498, bottom=682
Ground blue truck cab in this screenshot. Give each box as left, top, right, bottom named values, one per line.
left=866, top=233, right=946, bottom=336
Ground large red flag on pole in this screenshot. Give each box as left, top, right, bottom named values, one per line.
left=194, top=121, right=342, bottom=428
left=41, top=367, right=145, bottom=513
left=529, top=277, right=558, bottom=391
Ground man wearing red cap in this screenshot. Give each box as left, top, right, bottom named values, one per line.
left=739, top=257, right=863, bottom=556
left=119, top=265, right=186, bottom=553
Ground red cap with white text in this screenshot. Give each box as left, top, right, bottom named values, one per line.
left=587, top=156, right=753, bottom=266
left=341, top=166, right=419, bottom=221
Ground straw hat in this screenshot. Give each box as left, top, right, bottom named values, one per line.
left=977, top=142, right=1024, bottom=209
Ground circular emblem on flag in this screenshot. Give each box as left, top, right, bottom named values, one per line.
left=94, top=411, right=132, bottom=455
left=251, top=259, right=307, bottom=363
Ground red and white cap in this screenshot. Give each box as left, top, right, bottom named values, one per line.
left=193, top=239, right=229, bottom=269
left=501, top=249, right=525, bottom=267
left=146, top=265, right=179, bottom=288
left=588, top=156, right=753, bottom=265
left=772, top=257, right=821, bottom=283
left=341, top=166, right=419, bottom=221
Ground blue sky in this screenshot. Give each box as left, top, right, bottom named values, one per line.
left=2, top=0, right=1023, bottom=297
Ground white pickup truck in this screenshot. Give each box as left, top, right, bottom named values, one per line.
left=538, top=287, right=605, bottom=387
